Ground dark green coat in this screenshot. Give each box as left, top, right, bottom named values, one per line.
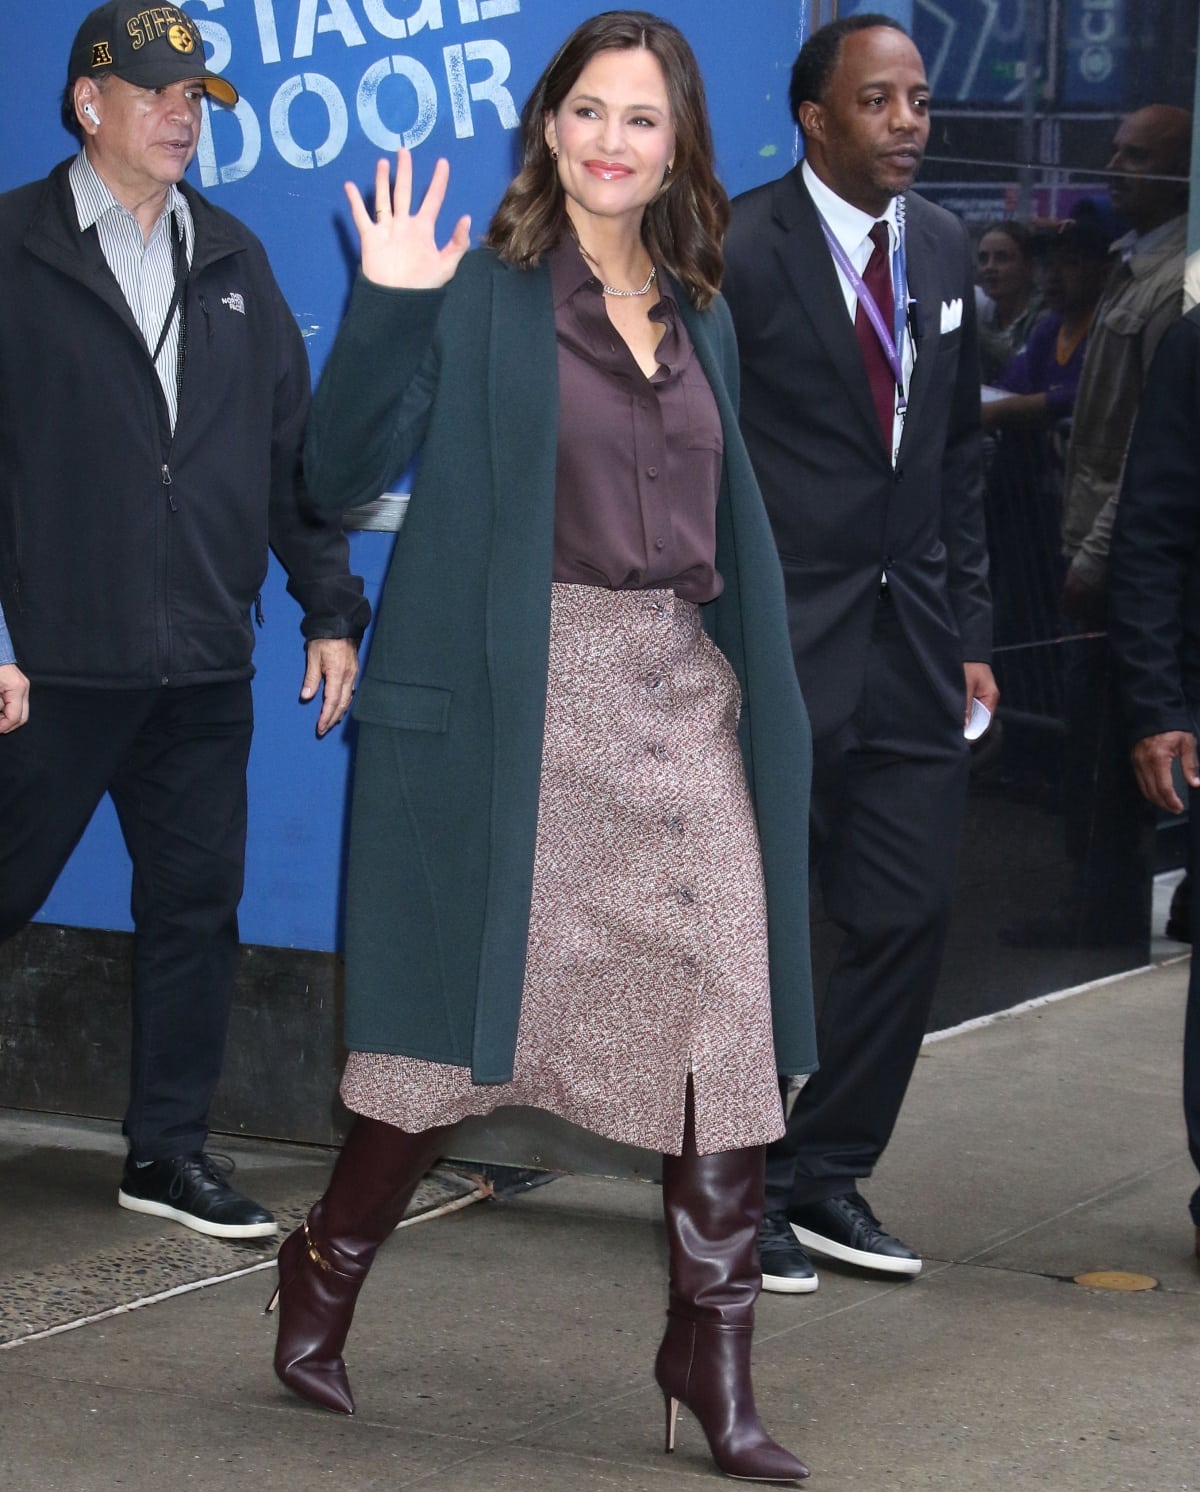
left=306, top=249, right=815, bottom=1083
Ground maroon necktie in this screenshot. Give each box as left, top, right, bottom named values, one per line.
left=855, top=221, right=897, bottom=444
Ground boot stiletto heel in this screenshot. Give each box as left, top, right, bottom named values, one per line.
left=655, top=1083, right=809, bottom=1484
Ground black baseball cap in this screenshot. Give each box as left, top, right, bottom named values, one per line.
left=67, top=2, right=238, bottom=106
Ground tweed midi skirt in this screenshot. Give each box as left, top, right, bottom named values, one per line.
left=340, top=583, right=785, bottom=1156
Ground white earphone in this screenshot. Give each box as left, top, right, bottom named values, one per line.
left=82, top=102, right=101, bottom=126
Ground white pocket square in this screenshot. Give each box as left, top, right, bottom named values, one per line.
left=940, top=298, right=963, bottom=333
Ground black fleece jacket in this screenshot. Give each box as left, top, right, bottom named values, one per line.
left=0, top=157, right=369, bottom=688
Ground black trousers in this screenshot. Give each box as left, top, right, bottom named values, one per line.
left=765, top=596, right=969, bottom=1213
left=1186, top=798, right=1200, bottom=1227
left=0, top=682, right=253, bottom=1160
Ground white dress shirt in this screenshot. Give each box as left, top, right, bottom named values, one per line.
left=69, top=151, right=194, bottom=432
left=803, top=159, right=914, bottom=464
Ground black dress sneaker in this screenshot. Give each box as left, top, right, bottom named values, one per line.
left=786, top=1193, right=921, bottom=1276
left=119, top=1153, right=277, bottom=1239
left=758, top=1211, right=819, bottom=1294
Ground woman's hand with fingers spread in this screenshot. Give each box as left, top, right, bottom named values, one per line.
left=345, top=149, right=472, bottom=290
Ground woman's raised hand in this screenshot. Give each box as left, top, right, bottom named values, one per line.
left=345, top=149, right=472, bottom=290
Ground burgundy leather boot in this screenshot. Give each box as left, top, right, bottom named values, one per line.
left=267, top=1114, right=453, bottom=1414
left=655, top=1090, right=809, bottom=1483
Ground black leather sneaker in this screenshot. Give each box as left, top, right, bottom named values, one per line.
left=118, top=1153, right=277, bottom=1239
left=788, top=1193, right=921, bottom=1277
left=759, top=1211, right=819, bottom=1294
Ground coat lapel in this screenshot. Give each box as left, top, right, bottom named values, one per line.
left=677, top=289, right=732, bottom=452
left=486, top=261, right=559, bottom=544
left=772, top=169, right=885, bottom=451
left=483, top=256, right=559, bottom=704
left=24, top=162, right=149, bottom=355
left=472, top=259, right=560, bottom=1075
left=896, top=193, right=942, bottom=449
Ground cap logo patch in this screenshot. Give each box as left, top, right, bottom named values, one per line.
left=168, top=23, right=196, bottom=55
left=125, top=7, right=193, bottom=53
left=91, top=41, right=114, bottom=67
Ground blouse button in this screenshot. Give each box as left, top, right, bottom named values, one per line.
left=647, top=466, right=659, bottom=478
left=654, top=538, right=666, bottom=551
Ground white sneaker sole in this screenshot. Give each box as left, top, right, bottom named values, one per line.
left=118, top=1189, right=278, bottom=1239
left=760, top=1269, right=820, bottom=1295
left=789, top=1221, right=922, bottom=1276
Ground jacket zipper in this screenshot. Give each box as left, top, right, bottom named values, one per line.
left=10, top=485, right=21, bottom=612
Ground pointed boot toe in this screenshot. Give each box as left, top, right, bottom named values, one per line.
left=265, top=1117, right=453, bottom=1416
left=657, top=1094, right=810, bottom=1484
left=656, top=1321, right=808, bottom=1483
left=267, top=1215, right=364, bottom=1415
left=274, top=1354, right=356, bottom=1416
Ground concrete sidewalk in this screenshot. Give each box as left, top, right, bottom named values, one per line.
left=2, top=958, right=1197, bottom=1491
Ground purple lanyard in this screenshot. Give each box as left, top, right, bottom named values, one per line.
left=816, top=207, right=909, bottom=413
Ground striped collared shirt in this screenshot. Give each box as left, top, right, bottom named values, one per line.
left=68, top=150, right=195, bottom=431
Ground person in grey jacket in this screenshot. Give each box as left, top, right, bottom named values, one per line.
left=0, top=1, right=369, bottom=1239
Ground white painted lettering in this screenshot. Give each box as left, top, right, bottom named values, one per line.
left=361, top=0, right=410, bottom=39
left=186, top=7, right=232, bottom=76
left=270, top=72, right=350, bottom=168
left=405, top=0, right=446, bottom=37
left=187, top=4, right=522, bottom=185
left=249, top=0, right=282, bottom=65
left=357, top=54, right=438, bottom=149
left=443, top=38, right=516, bottom=138
left=294, top=0, right=368, bottom=60
left=197, top=96, right=263, bottom=186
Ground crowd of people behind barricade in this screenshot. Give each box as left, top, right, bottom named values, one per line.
left=968, top=106, right=1192, bottom=959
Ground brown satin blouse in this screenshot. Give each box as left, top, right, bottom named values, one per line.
left=549, top=239, right=724, bottom=603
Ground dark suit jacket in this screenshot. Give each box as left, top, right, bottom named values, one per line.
left=1109, top=306, right=1200, bottom=745
left=723, top=165, right=991, bottom=739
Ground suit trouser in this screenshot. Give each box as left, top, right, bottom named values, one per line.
left=0, top=681, right=253, bottom=1160
left=1186, top=798, right=1200, bottom=1227
left=765, top=594, right=969, bottom=1213
left=1059, top=633, right=1153, bottom=940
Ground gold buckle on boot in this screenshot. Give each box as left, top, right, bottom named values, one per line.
left=304, top=1218, right=333, bottom=1272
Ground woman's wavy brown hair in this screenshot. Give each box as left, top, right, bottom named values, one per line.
left=484, top=10, right=728, bottom=309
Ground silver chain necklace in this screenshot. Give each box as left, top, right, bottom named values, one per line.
left=601, top=266, right=657, bottom=298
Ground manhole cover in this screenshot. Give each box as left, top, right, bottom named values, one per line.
left=1073, top=1270, right=1158, bottom=1291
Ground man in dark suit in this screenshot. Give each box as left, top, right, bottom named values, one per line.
left=1108, top=306, right=1200, bottom=1267
left=723, top=14, right=996, bottom=1292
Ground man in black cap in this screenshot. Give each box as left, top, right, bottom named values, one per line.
left=0, top=2, right=370, bottom=1237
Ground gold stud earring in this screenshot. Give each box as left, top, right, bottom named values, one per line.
left=550, top=148, right=559, bottom=161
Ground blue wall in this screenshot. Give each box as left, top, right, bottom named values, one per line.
left=3, top=0, right=806, bottom=949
